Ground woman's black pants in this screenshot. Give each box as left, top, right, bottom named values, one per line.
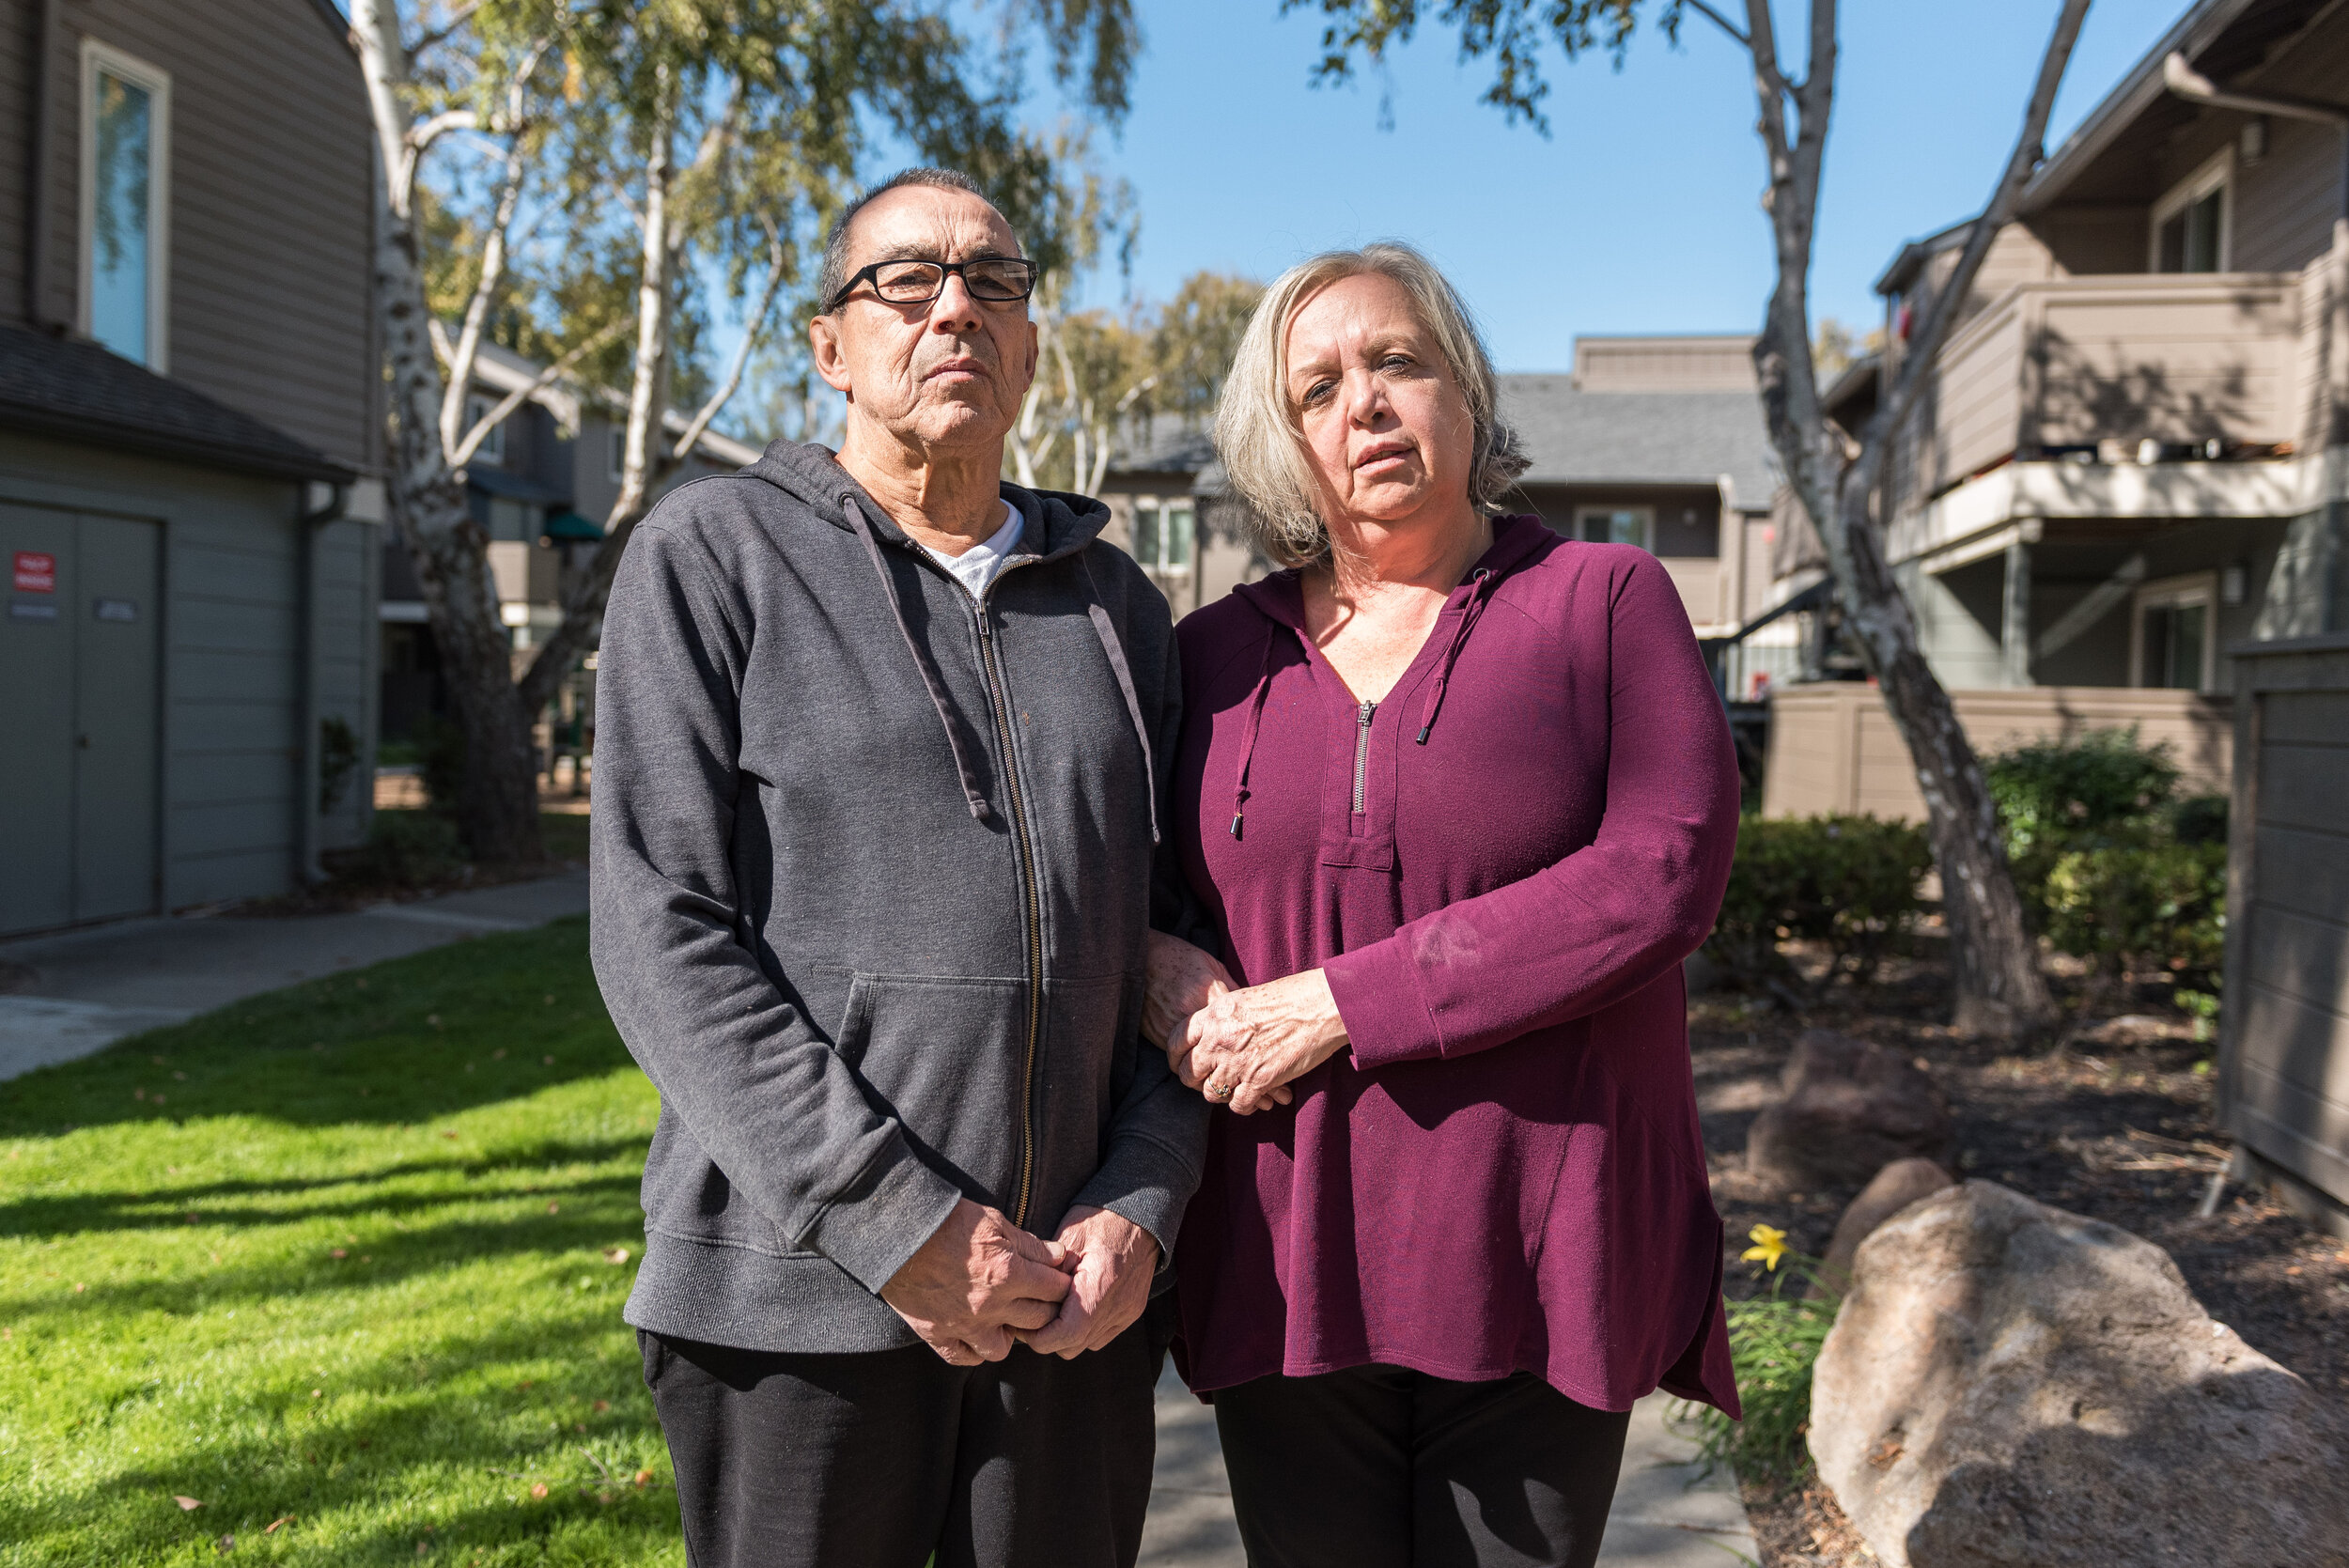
left=1212, top=1363, right=1632, bottom=1568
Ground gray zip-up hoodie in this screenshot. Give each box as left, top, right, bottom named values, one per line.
left=589, top=440, right=1207, bottom=1354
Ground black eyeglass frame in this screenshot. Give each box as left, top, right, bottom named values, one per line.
left=825, top=256, right=1039, bottom=313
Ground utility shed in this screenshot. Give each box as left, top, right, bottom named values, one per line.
left=2218, top=631, right=2349, bottom=1235
left=0, top=328, right=364, bottom=935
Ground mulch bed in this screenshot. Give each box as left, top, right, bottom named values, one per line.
left=1693, top=939, right=2349, bottom=1567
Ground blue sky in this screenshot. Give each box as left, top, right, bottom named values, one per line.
left=1055, top=0, right=2190, bottom=371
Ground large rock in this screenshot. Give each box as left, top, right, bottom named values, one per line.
left=1811, top=1180, right=2349, bottom=1568
left=1745, top=1029, right=1953, bottom=1191
left=1809, top=1157, right=1955, bottom=1299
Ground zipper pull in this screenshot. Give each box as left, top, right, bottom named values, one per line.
left=1359, top=700, right=1376, bottom=726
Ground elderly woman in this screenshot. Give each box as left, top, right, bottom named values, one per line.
left=1145, top=242, right=1741, bottom=1568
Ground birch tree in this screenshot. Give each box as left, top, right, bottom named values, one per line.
left=1287, top=0, right=2085, bottom=1035
left=348, top=0, right=1136, bottom=862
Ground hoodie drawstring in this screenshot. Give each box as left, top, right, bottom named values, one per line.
left=843, top=495, right=994, bottom=825
left=1228, top=629, right=1279, bottom=839
left=1077, top=554, right=1162, bottom=846
left=1416, top=568, right=1497, bottom=745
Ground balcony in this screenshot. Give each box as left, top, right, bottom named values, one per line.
left=1890, top=272, right=2304, bottom=523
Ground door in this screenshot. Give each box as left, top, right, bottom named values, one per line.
left=73, top=515, right=161, bottom=920
left=1, top=505, right=76, bottom=932
left=0, top=504, right=161, bottom=934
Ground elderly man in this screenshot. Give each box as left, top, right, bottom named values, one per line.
left=590, top=167, right=1205, bottom=1568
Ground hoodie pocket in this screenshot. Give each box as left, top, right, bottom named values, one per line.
left=835, top=971, right=1031, bottom=1213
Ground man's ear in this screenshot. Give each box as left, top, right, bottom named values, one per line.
left=808, top=315, right=855, bottom=396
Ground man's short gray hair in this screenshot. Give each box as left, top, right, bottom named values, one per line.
left=816, top=167, right=1002, bottom=312
left=1213, top=241, right=1528, bottom=567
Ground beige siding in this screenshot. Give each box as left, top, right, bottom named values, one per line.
left=2222, top=641, right=2349, bottom=1213
left=1761, top=683, right=2233, bottom=820
left=30, top=0, right=376, bottom=470
left=1571, top=335, right=1754, bottom=393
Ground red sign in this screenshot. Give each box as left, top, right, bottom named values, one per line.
left=12, top=551, right=54, bottom=593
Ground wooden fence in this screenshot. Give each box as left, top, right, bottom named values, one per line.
left=1760, top=683, right=2234, bottom=821
left=2219, top=633, right=2349, bottom=1230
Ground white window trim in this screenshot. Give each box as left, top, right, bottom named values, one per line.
left=1575, top=505, right=1655, bottom=551
left=2147, top=148, right=2232, bottom=273
left=467, top=394, right=506, bottom=461
left=2129, top=570, right=2219, bottom=693
left=77, top=38, right=172, bottom=372
left=1128, top=495, right=1197, bottom=575
left=607, top=424, right=627, bottom=484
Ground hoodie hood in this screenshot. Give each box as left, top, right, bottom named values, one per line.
left=742, top=439, right=1112, bottom=565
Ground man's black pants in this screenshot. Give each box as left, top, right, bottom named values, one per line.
left=1212, top=1363, right=1633, bottom=1568
left=640, top=1326, right=1159, bottom=1568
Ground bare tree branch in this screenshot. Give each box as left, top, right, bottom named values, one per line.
left=407, top=0, right=481, bottom=57
left=439, top=39, right=552, bottom=459
left=669, top=227, right=787, bottom=463
left=1868, top=0, right=2090, bottom=446
left=439, top=317, right=630, bottom=469
left=405, top=108, right=478, bottom=151
left=1683, top=0, right=1750, bottom=50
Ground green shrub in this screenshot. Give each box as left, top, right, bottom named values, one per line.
left=342, top=808, right=469, bottom=886
left=1706, top=815, right=1935, bottom=993
left=2043, top=841, right=2227, bottom=989
left=413, top=712, right=467, bottom=814
left=1986, top=728, right=2182, bottom=916
left=318, top=713, right=362, bottom=811
left=2166, top=792, right=2231, bottom=846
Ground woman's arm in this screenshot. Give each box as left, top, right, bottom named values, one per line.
left=1329, top=554, right=1739, bottom=1067
left=1183, top=555, right=1738, bottom=1099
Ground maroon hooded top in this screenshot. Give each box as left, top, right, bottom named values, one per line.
left=1169, top=515, right=1742, bottom=1415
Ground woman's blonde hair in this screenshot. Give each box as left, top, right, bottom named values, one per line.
left=1213, top=241, right=1528, bottom=567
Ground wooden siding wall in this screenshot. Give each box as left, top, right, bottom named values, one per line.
left=1890, top=272, right=2302, bottom=520
left=1761, top=682, right=2233, bottom=822
left=0, top=0, right=377, bottom=471
left=1571, top=336, right=1756, bottom=393
left=2221, top=636, right=2349, bottom=1217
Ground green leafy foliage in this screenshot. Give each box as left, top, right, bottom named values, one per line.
left=348, top=811, right=472, bottom=888
left=1984, top=727, right=2184, bottom=911
left=2044, top=842, right=2228, bottom=990
left=1705, top=815, right=1934, bottom=994
left=318, top=716, right=363, bottom=813
left=1282, top=0, right=1680, bottom=132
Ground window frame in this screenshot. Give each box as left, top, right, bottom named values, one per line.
left=1130, top=495, right=1197, bottom=576
left=607, top=424, right=627, bottom=484
left=1574, top=505, right=1655, bottom=552
left=466, top=394, right=506, bottom=463
left=2129, top=571, right=2219, bottom=693
left=2148, top=149, right=2232, bottom=274
left=77, top=38, right=173, bottom=372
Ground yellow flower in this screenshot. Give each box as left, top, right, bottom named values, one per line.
left=1741, top=1224, right=1789, bottom=1272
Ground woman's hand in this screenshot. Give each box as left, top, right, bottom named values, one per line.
left=1143, top=930, right=1235, bottom=1049
left=1174, top=969, right=1347, bottom=1115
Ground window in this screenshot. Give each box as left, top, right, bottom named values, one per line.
left=466, top=395, right=506, bottom=462
left=2151, top=152, right=2230, bottom=274
left=1133, top=498, right=1195, bottom=575
left=79, top=40, right=171, bottom=370
left=2132, top=574, right=2217, bottom=692
left=1574, top=506, right=1654, bottom=551
left=608, top=426, right=627, bottom=483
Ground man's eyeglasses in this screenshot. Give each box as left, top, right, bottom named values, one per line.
left=827, top=257, right=1038, bottom=313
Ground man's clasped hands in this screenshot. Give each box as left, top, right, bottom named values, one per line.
left=882, top=932, right=1354, bottom=1368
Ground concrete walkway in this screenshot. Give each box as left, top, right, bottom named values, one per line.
left=1141, top=1366, right=1756, bottom=1567
left=0, top=872, right=590, bottom=1081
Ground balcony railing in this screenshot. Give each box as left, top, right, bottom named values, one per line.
left=1890, top=272, right=2303, bottom=520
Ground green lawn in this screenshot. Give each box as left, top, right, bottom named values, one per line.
left=0, top=917, right=683, bottom=1566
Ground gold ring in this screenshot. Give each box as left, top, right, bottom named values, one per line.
left=1207, top=1082, right=1232, bottom=1100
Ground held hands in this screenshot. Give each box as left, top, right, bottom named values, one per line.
left=1173, top=968, right=1348, bottom=1116
left=1019, top=1205, right=1159, bottom=1359
left=880, top=1198, right=1075, bottom=1366
left=1144, top=931, right=1295, bottom=1110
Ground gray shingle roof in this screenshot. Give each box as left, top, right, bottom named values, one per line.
left=0, top=323, right=350, bottom=482
left=1105, top=412, right=1217, bottom=474
left=1498, top=374, right=1779, bottom=508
